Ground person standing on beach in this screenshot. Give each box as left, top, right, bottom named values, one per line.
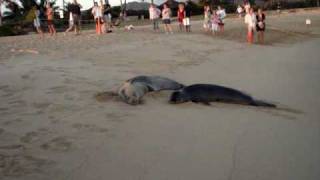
left=33, top=6, right=44, bottom=38
left=216, top=6, right=226, bottom=33
left=244, top=1, right=250, bottom=13
left=103, top=4, right=112, bottom=33
left=92, top=1, right=103, bottom=34
left=244, top=8, right=256, bottom=43
left=256, top=8, right=266, bottom=44
left=162, top=4, right=173, bottom=34
left=65, top=0, right=82, bottom=35
left=46, top=2, right=56, bottom=36
left=184, top=2, right=191, bottom=32
left=211, top=10, right=220, bottom=35
left=237, top=5, right=243, bottom=18
left=203, top=4, right=211, bottom=33
left=149, top=4, right=161, bottom=31
left=177, top=3, right=185, bottom=32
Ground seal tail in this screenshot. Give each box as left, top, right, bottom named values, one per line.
left=251, top=99, right=276, bottom=108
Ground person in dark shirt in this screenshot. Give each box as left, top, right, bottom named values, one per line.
left=184, top=1, right=192, bottom=32
left=256, top=8, right=266, bottom=44
left=103, top=4, right=112, bottom=33
left=65, top=0, right=82, bottom=35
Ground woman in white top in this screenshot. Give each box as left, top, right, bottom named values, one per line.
left=237, top=5, right=243, bottom=18
left=244, top=8, right=256, bottom=43
left=162, top=4, right=173, bottom=34
left=149, top=4, right=161, bottom=31
left=216, top=6, right=226, bottom=33
left=92, top=1, right=103, bottom=34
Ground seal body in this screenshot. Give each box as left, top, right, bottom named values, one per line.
left=117, top=76, right=184, bottom=105
left=169, top=84, right=276, bottom=107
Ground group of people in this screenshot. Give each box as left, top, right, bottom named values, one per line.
left=33, top=1, right=56, bottom=38
left=32, top=1, right=265, bottom=44
left=33, top=0, right=112, bottom=37
left=244, top=3, right=266, bottom=44
left=91, top=0, right=113, bottom=34
left=149, top=2, right=192, bottom=34
left=203, top=5, right=226, bottom=34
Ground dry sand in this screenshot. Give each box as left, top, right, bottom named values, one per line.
left=0, top=10, right=320, bottom=180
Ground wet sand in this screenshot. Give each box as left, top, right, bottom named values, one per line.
left=0, top=10, right=320, bottom=180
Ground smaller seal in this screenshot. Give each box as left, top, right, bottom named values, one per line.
left=112, top=76, right=184, bottom=105
left=169, top=84, right=276, bottom=107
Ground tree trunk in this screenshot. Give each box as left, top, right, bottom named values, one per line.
left=0, top=0, right=2, bottom=26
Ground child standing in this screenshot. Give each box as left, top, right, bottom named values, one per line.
left=203, top=4, right=211, bottom=33
left=162, top=4, right=173, bottom=34
left=211, top=11, right=219, bottom=35
left=177, top=3, right=185, bottom=32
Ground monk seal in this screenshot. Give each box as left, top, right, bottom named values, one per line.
left=169, top=84, right=276, bottom=107
left=113, top=76, right=184, bottom=105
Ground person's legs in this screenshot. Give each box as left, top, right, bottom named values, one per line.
left=261, top=31, right=264, bottom=44
left=65, top=23, right=74, bottom=35
left=219, top=25, right=224, bottom=33
left=155, top=19, right=159, bottom=30
left=163, top=23, right=168, bottom=33
left=186, top=18, right=191, bottom=32
left=51, top=25, right=56, bottom=35
left=36, top=27, right=44, bottom=38
left=153, top=20, right=156, bottom=30
left=247, top=27, right=253, bottom=43
left=168, top=24, right=173, bottom=33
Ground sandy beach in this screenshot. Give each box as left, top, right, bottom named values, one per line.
left=0, top=9, right=320, bottom=180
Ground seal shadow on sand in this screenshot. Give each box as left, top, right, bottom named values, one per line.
left=94, top=90, right=304, bottom=121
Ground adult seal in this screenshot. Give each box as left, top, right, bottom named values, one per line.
left=169, top=84, right=276, bottom=107
left=114, top=76, right=184, bottom=105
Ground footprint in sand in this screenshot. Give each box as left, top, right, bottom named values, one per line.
left=0, top=144, right=26, bottom=151
left=20, top=74, right=30, bottom=80
left=33, top=102, right=51, bottom=109
left=47, top=86, right=77, bottom=95
left=0, top=85, right=10, bottom=91
left=20, top=132, right=41, bottom=144
left=0, top=154, right=54, bottom=177
left=71, top=123, right=109, bottom=134
left=40, top=137, right=73, bottom=152
left=105, top=112, right=128, bottom=123
left=2, top=118, right=23, bottom=126
left=20, top=128, right=52, bottom=144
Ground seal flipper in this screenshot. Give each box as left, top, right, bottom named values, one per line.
left=251, top=99, right=276, bottom=108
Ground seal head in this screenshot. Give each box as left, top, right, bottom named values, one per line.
left=169, top=90, right=190, bottom=104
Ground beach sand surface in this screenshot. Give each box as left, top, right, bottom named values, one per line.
left=0, top=10, right=320, bottom=180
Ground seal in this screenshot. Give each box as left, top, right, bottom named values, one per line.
left=169, top=84, right=276, bottom=107
left=115, top=76, right=184, bottom=105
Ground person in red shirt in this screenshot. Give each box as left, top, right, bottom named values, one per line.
left=177, top=3, right=185, bottom=32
